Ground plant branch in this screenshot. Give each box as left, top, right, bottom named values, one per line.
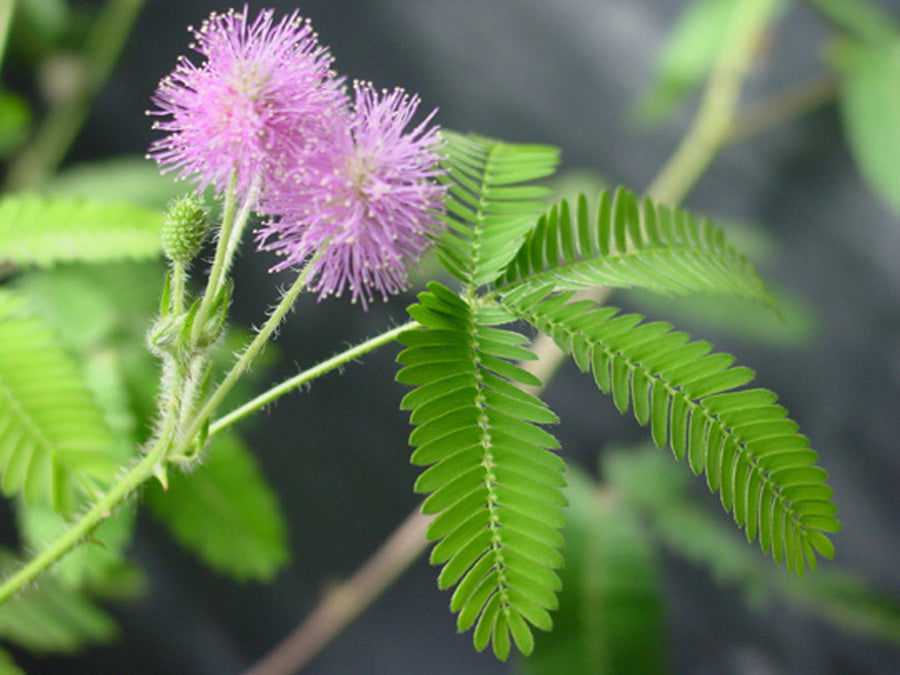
left=210, top=321, right=418, bottom=439
left=4, top=0, right=145, bottom=190
left=192, top=171, right=240, bottom=344
left=244, top=1, right=782, bottom=671
left=0, top=437, right=166, bottom=605
left=180, top=255, right=321, bottom=452
left=727, top=74, right=838, bottom=144
left=647, top=0, right=779, bottom=204
left=245, top=509, right=434, bottom=675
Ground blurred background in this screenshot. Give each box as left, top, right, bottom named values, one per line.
left=2, top=0, right=899, bottom=672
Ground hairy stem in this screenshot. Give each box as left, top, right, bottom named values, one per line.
left=0, top=437, right=166, bottom=605
left=4, top=0, right=145, bottom=190
left=192, top=171, right=240, bottom=344
left=210, top=321, right=418, bottom=439
left=245, top=1, right=782, bottom=671
left=180, top=256, right=320, bottom=452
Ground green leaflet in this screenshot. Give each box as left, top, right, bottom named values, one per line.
left=0, top=194, right=163, bottom=267
left=839, top=38, right=900, bottom=213
left=502, top=286, right=838, bottom=573
left=499, top=187, right=773, bottom=307
left=146, top=432, right=290, bottom=582
left=437, top=132, right=559, bottom=287
left=0, top=552, right=117, bottom=653
left=0, top=289, right=116, bottom=511
left=397, top=282, right=567, bottom=660
left=525, top=470, right=666, bottom=675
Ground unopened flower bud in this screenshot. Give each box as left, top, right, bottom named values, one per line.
left=161, top=195, right=208, bottom=265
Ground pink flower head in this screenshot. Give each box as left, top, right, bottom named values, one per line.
left=258, top=82, right=446, bottom=307
left=147, top=6, right=345, bottom=198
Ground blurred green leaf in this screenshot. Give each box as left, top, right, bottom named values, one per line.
left=0, top=648, right=23, bottom=675
left=787, top=572, right=900, bottom=645
left=0, top=552, right=117, bottom=653
left=604, top=446, right=770, bottom=603
left=636, top=0, right=741, bottom=127
left=10, top=0, right=68, bottom=61
left=0, top=195, right=163, bottom=268
left=806, top=0, right=898, bottom=45
left=524, top=470, right=665, bottom=675
left=839, top=38, right=900, bottom=213
left=147, top=432, right=290, bottom=582
left=605, top=445, right=900, bottom=645
left=47, top=156, right=198, bottom=209
left=0, top=90, right=30, bottom=159
left=623, top=285, right=816, bottom=347
left=0, top=289, right=117, bottom=511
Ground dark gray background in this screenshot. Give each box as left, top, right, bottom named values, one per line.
left=15, top=0, right=900, bottom=672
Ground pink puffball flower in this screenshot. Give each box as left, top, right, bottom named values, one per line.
left=147, top=7, right=345, bottom=199
left=258, top=82, right=446, bottom=307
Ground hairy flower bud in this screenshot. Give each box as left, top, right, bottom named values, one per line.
left=161, top=195, right=208, bottom=265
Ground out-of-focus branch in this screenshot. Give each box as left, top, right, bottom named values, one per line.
left=4, top=0, right=145, bottom=190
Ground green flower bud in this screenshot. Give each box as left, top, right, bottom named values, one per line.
left=161, top=195, right=208, bottom=265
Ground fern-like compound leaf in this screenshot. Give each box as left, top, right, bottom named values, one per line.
left=499, top=187, right=773, bottom=306
left=0, top=290, right=116, bottom=512
left=397, top=282, right=567, bottom=659
left=0, top=195, right=162, bottom=268
left=437, top=132, right=559, bottom=287
left=502, top=285, right=838, bottom=573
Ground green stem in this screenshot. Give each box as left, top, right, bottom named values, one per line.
left=4, top=0, right=145, bottom=189
left=180, top=255, right=321, bottom=451
left=192, top=171, right=239, bottom=343
left=726, top=74, right=838, bottom=144
left=647, top=0, right=779, bottom=204
left=0, top=437, right=166, bottom=605
left=209, top=321, right=418, bottom=438
left=0, top=0, right=16, bottom=71
left=171, top=263, right=186, bottom=315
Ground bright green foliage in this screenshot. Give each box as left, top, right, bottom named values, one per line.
left=0, top=290, right=116, bottom=511
left=146, top=432, right=290, bottom=582
left=397, top=282, right=567, bottom=660
left=839, top=38, right=900, bottom=213
left=0, top=195, right=163, bottom=267
left=499, top=187, right=773, bottom=306
left=502, top=285, right=839, bottom=573
left=525, top=470, right=665, bottom=675
left=0, top=553, right=117, bottom=653
left=437, top=132, right=559, bottom=287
